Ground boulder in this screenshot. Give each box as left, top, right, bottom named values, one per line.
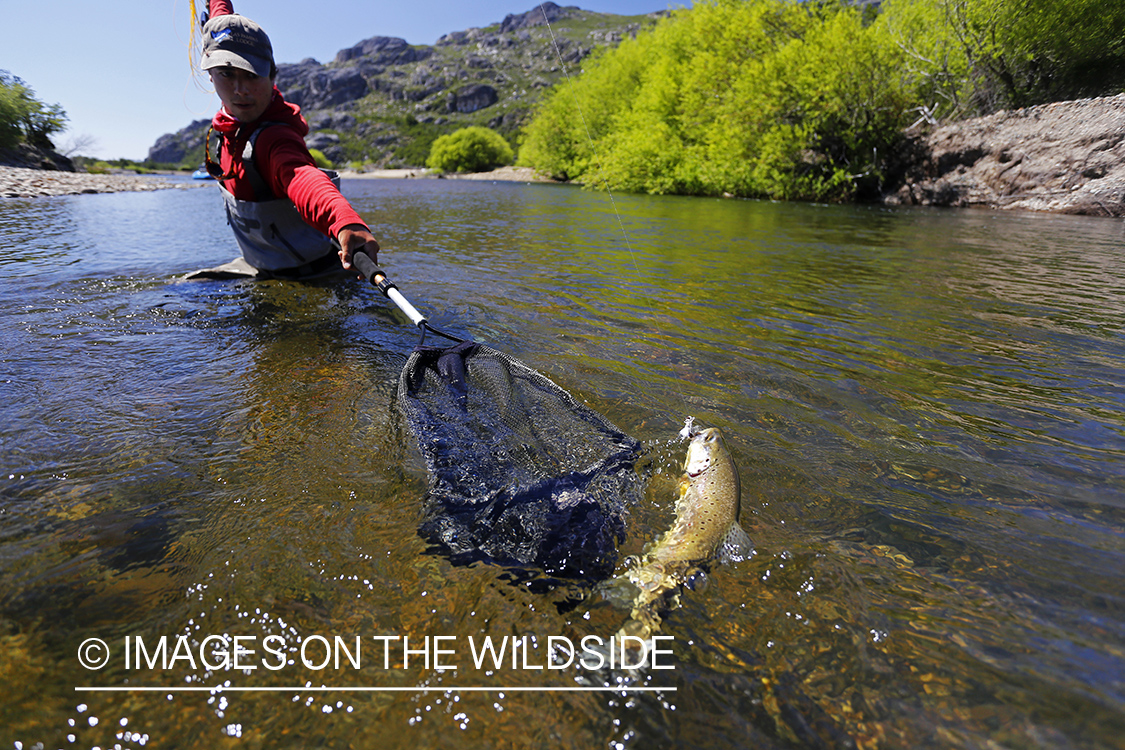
left=306, top=111, right=357, bottom=132
left=304, top=132, right=344, bottom=163
left=446, top=84, right=498, bottom=114
left=0, top=143, right=75, bottom=171
left=277, top=63, right=369, bottom=111
left=499, top=2, right=580, bottom=33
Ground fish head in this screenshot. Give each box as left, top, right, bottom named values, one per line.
left=683, top=427, right=726, bottom=477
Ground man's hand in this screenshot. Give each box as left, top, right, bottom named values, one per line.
left=336, top=224, right=381, bottom=276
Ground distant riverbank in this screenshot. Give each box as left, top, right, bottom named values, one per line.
left=7, top=94, right=1125, bottom=213
left=0, top=166, right=201, bottom=198
left=338, top=165, right=555, bottom=183
left=0, top=164, right=554, bottom=198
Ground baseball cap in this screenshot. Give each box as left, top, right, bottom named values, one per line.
left=200, top=14, right=274, bottom=79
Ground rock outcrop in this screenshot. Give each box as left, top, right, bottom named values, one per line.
left=146, top=119, right=210, bottom=166
left=0, top=143, right=75, bottom=171
left=147, top=4, right=661, bottom=169
left=275, top=63, right=370, bottom=111
left=447, top=84, right=499, bottom=114
left=498, top=2, right=580, bottom=32
left=884, top=94, right=1125, bottom=217
left=334, top=37, right=431, bottom=66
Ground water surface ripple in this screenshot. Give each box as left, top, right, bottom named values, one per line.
left=1, top=181, right=1122, bottom=748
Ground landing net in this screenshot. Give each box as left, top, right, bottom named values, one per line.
left=398, top=341, right=642, bottom=581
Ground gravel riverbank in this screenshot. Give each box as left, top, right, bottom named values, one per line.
left=0, top=164, right=551, bottom=199
left=0, top=166, right=203, bottom=198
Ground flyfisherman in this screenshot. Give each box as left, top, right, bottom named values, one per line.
left=187, top=0, right=380, bottom=280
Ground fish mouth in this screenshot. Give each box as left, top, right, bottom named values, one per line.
left=684, top=454, right=712, bottom=477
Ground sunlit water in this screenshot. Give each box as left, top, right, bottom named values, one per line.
left=1, top=178, right=1122, bottom=749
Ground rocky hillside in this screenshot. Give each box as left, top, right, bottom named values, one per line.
left=147, top=3, right=662, bottom=169
left=884, top=94, right=1125, bottom=217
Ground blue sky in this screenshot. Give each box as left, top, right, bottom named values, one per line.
left=1, top=1, right=686, bottom=161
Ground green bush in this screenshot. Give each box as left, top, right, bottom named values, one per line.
left=517, top=38, right=651, bottom=181
left=520, top=0, right=914, bottom=201
left=518, top=0, right=1125, bottom=201
left=0, top=83, right=22, bottom=150
left=0, top=70, right=67, bottom=150
left=426, top=126, right=514, bottom=173
left=308, top=148, right=333, bottom=169
left=882, top=0, right=1125, bottom=113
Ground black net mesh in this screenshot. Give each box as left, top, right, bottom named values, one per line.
left=399, top=341, right=642, bottom=581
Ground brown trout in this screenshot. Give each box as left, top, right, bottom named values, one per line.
left=617, top=426, right=752, bottom=641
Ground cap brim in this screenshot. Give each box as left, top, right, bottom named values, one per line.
left=201, top=49, right=272, bottom=78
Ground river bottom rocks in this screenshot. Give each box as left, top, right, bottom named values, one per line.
left=0, top=166, right=201, bottom=199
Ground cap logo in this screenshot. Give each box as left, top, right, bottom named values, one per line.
left=211, top=29, right=233, bottom=41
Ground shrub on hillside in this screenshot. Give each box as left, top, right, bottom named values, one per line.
left=883, top=0, right=1125, bottom=114
left=427, top=127, right=514, bottom=173
left=520, top=0, right=914, bottom=201
left=308, top=148, right=333, bottom=169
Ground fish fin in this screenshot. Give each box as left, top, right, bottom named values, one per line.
left=716, top=522, right=754, bottom=564
left=673, top=475, right=693, bottom=513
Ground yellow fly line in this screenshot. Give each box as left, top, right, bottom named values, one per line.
left=185, top=0, right=212, bottom=94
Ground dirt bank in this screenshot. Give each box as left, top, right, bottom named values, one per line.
left=885, top=94, right=1125, bottom=217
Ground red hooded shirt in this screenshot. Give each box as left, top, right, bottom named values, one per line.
left=210, top=89, right=364, bottom=241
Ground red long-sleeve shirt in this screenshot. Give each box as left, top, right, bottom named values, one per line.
left=206, top=0, right=365, bottom=241
left=209, top=0, right=234, bottom=18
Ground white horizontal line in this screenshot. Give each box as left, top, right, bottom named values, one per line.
left=75, top=686, right=675, bottom=693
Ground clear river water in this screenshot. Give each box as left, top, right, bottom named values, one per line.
left=1, top=177, right=1123, bottom=749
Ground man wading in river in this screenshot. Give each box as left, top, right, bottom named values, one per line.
left=186, top=0, right=380, bottom=280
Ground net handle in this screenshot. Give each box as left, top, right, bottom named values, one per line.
left=354, top=251, right=427, bottom=327
left=354, top=251, right=464, bottom=344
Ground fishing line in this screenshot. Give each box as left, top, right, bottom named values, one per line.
left=538, top=5, right=637, bottom=265
left=538, top=5, right=693, bottom=440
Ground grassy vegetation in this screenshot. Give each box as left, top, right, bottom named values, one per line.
left=517, top=0, right=1125, bottom=201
